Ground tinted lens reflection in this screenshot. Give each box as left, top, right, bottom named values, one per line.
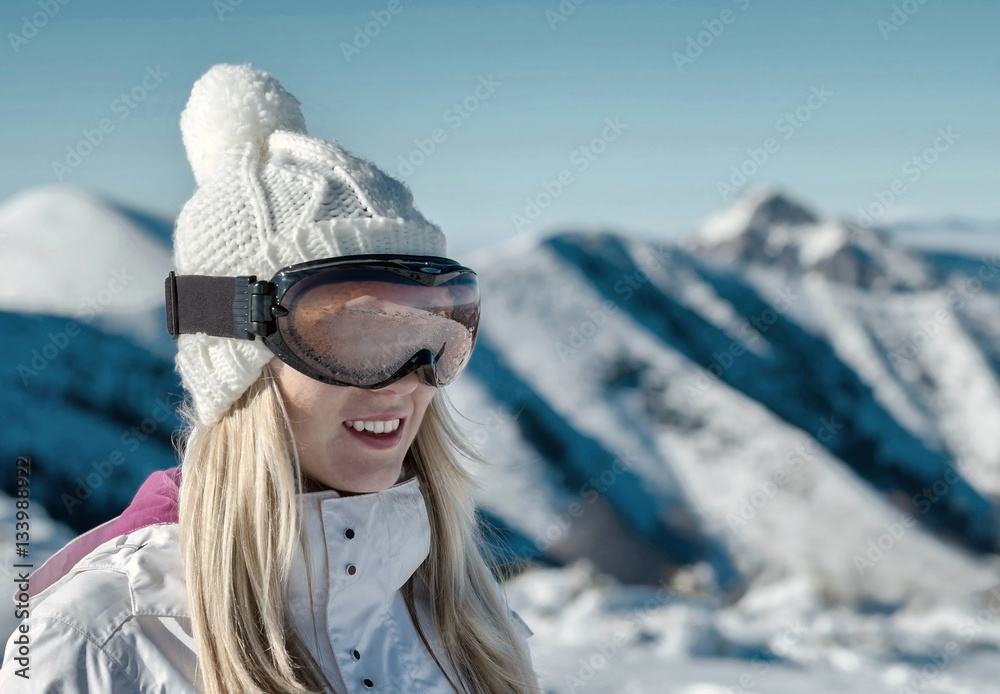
left=277, top=268, right=479, bottom=386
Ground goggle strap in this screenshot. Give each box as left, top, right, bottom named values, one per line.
left=165, top=272, right=274, bottom=341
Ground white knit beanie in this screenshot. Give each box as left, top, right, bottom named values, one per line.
left=172, top=63, right=447, bottom=427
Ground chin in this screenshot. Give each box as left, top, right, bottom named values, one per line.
left=326, top=463, right=405, bottom=494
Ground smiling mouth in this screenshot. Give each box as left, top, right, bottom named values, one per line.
left=342, top=417, right=403, bottom=435
left=341, top=417, right=407, bottom=450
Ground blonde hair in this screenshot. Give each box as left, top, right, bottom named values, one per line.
left=177, top=364, right=539, bottom=693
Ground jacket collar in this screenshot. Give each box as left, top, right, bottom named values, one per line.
left=27, top=464, right=430, bottom=600
left=284, top=466, right=433, bottom=689
left=291, top=466, right=430, bottom=599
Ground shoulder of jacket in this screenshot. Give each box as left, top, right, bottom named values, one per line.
left=480, top=570, right=534, bottom=640
left=509, top=607, right=534, bottom=639
left=1, top=525, right=192, bottom=690
left=30, top=523, right=189, bottom=644
left=1, top=606, right=142, bottom=691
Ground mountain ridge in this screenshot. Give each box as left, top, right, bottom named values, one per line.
left=2, top=183, right=999, bottom=610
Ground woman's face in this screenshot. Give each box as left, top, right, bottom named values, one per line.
left=269, top=357, right=437, bottom=494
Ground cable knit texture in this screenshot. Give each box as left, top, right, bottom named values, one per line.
left=173, top=63, right=447, bottom=426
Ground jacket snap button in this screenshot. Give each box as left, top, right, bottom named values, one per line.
left=363, top=677, right=374, bottom=688
left=352, top=649, right=361, bottom=661
left=347, top=564, right=357, bottom=576
left=345, top=528, right=356, bottom=540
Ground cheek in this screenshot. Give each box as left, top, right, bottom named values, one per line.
left=292, top=389, right=353, bottom=455
left=413, top=387, right=437, bottom=423
left=275, top=366, right=352, bottom=426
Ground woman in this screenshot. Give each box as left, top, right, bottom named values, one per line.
left=1, top=63, right=538, bottom=693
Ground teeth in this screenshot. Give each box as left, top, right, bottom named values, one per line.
left=345, top=419, right=400, bottom=434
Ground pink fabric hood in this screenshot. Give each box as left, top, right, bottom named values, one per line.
left=27, top=467, right=181, bottom=598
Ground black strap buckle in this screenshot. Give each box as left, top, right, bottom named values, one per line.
left=234, top=277, right=277, bottom=340
left=165, top=271, right=180, bottom=339
left=165, top=273, right=278, bottom=341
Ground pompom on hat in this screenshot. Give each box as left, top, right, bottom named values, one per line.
left=172, top=63, right=447, bottom=427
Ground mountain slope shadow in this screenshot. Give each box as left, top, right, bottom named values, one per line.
left=544, top=232, right=997, bottom=553
left=1, top=311, right=182, bottom=534
left=466, top=330, right=742, bottom=589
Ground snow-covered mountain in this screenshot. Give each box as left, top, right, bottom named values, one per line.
left=3, top=183, right=998, bottom=582
left=0, top=186, right=181, bottom=535
left=0, top=184, right=175, bottom=353
left=685, top=187, right=935, bottom=290
left=2, top=183, right=1000, bottom=690
left=447, top=187, right=1000, bottom=690
left=449, top=188, right=1000, bottom=609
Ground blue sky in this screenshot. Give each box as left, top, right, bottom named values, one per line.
left=1, top=0, right=997, bottom=255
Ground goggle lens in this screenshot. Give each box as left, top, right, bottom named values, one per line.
left=277, top=267, right=479, bottom=387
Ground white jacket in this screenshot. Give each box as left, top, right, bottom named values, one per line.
left=0, top=471, right=533, bottom=692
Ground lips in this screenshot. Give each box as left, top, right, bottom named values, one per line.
left=344, top=418, right=401, bottom=434
left=342, top=416, right=407, bottom=451
left=342, top=411, right=408, bottom=432
left=342, top=412, right=408, bottom=423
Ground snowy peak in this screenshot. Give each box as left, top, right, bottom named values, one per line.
left=686, top=187, right=933, bottom=290
left=692, top=187, right=817, bottom=247
left=0, top=184, right=173, bottom=315
left=458, top=219, right=1000, bottom=606
left=746, top=188, right=819, bottom=228
left=0, top=184, right=174, bottom=348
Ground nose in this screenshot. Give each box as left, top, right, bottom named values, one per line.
left=373, top=371, right=420, bottom=395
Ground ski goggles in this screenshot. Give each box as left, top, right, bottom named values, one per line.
left=165, top=254, right=480, bottom=389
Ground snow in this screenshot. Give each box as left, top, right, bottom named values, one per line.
left=887, top=217, right=1000, bottom=256
left=458, top=224, right=999, bottom=581
left=506, top=560, right=1000, bottom=693
left=454, top=192, right=1000, bottom=691
left=692, top=186, right=818, bottom=246
left=797, top=220, right=848, bottom=266
left=0, top=184, right=174, bottom=351
left=444, top=378, right=576, bottom=551
left=688, top=190, right=935, bottom=290
left=863, top=293, right=1000, bottom=498
left=3, top=182, right=1000, bottom=691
